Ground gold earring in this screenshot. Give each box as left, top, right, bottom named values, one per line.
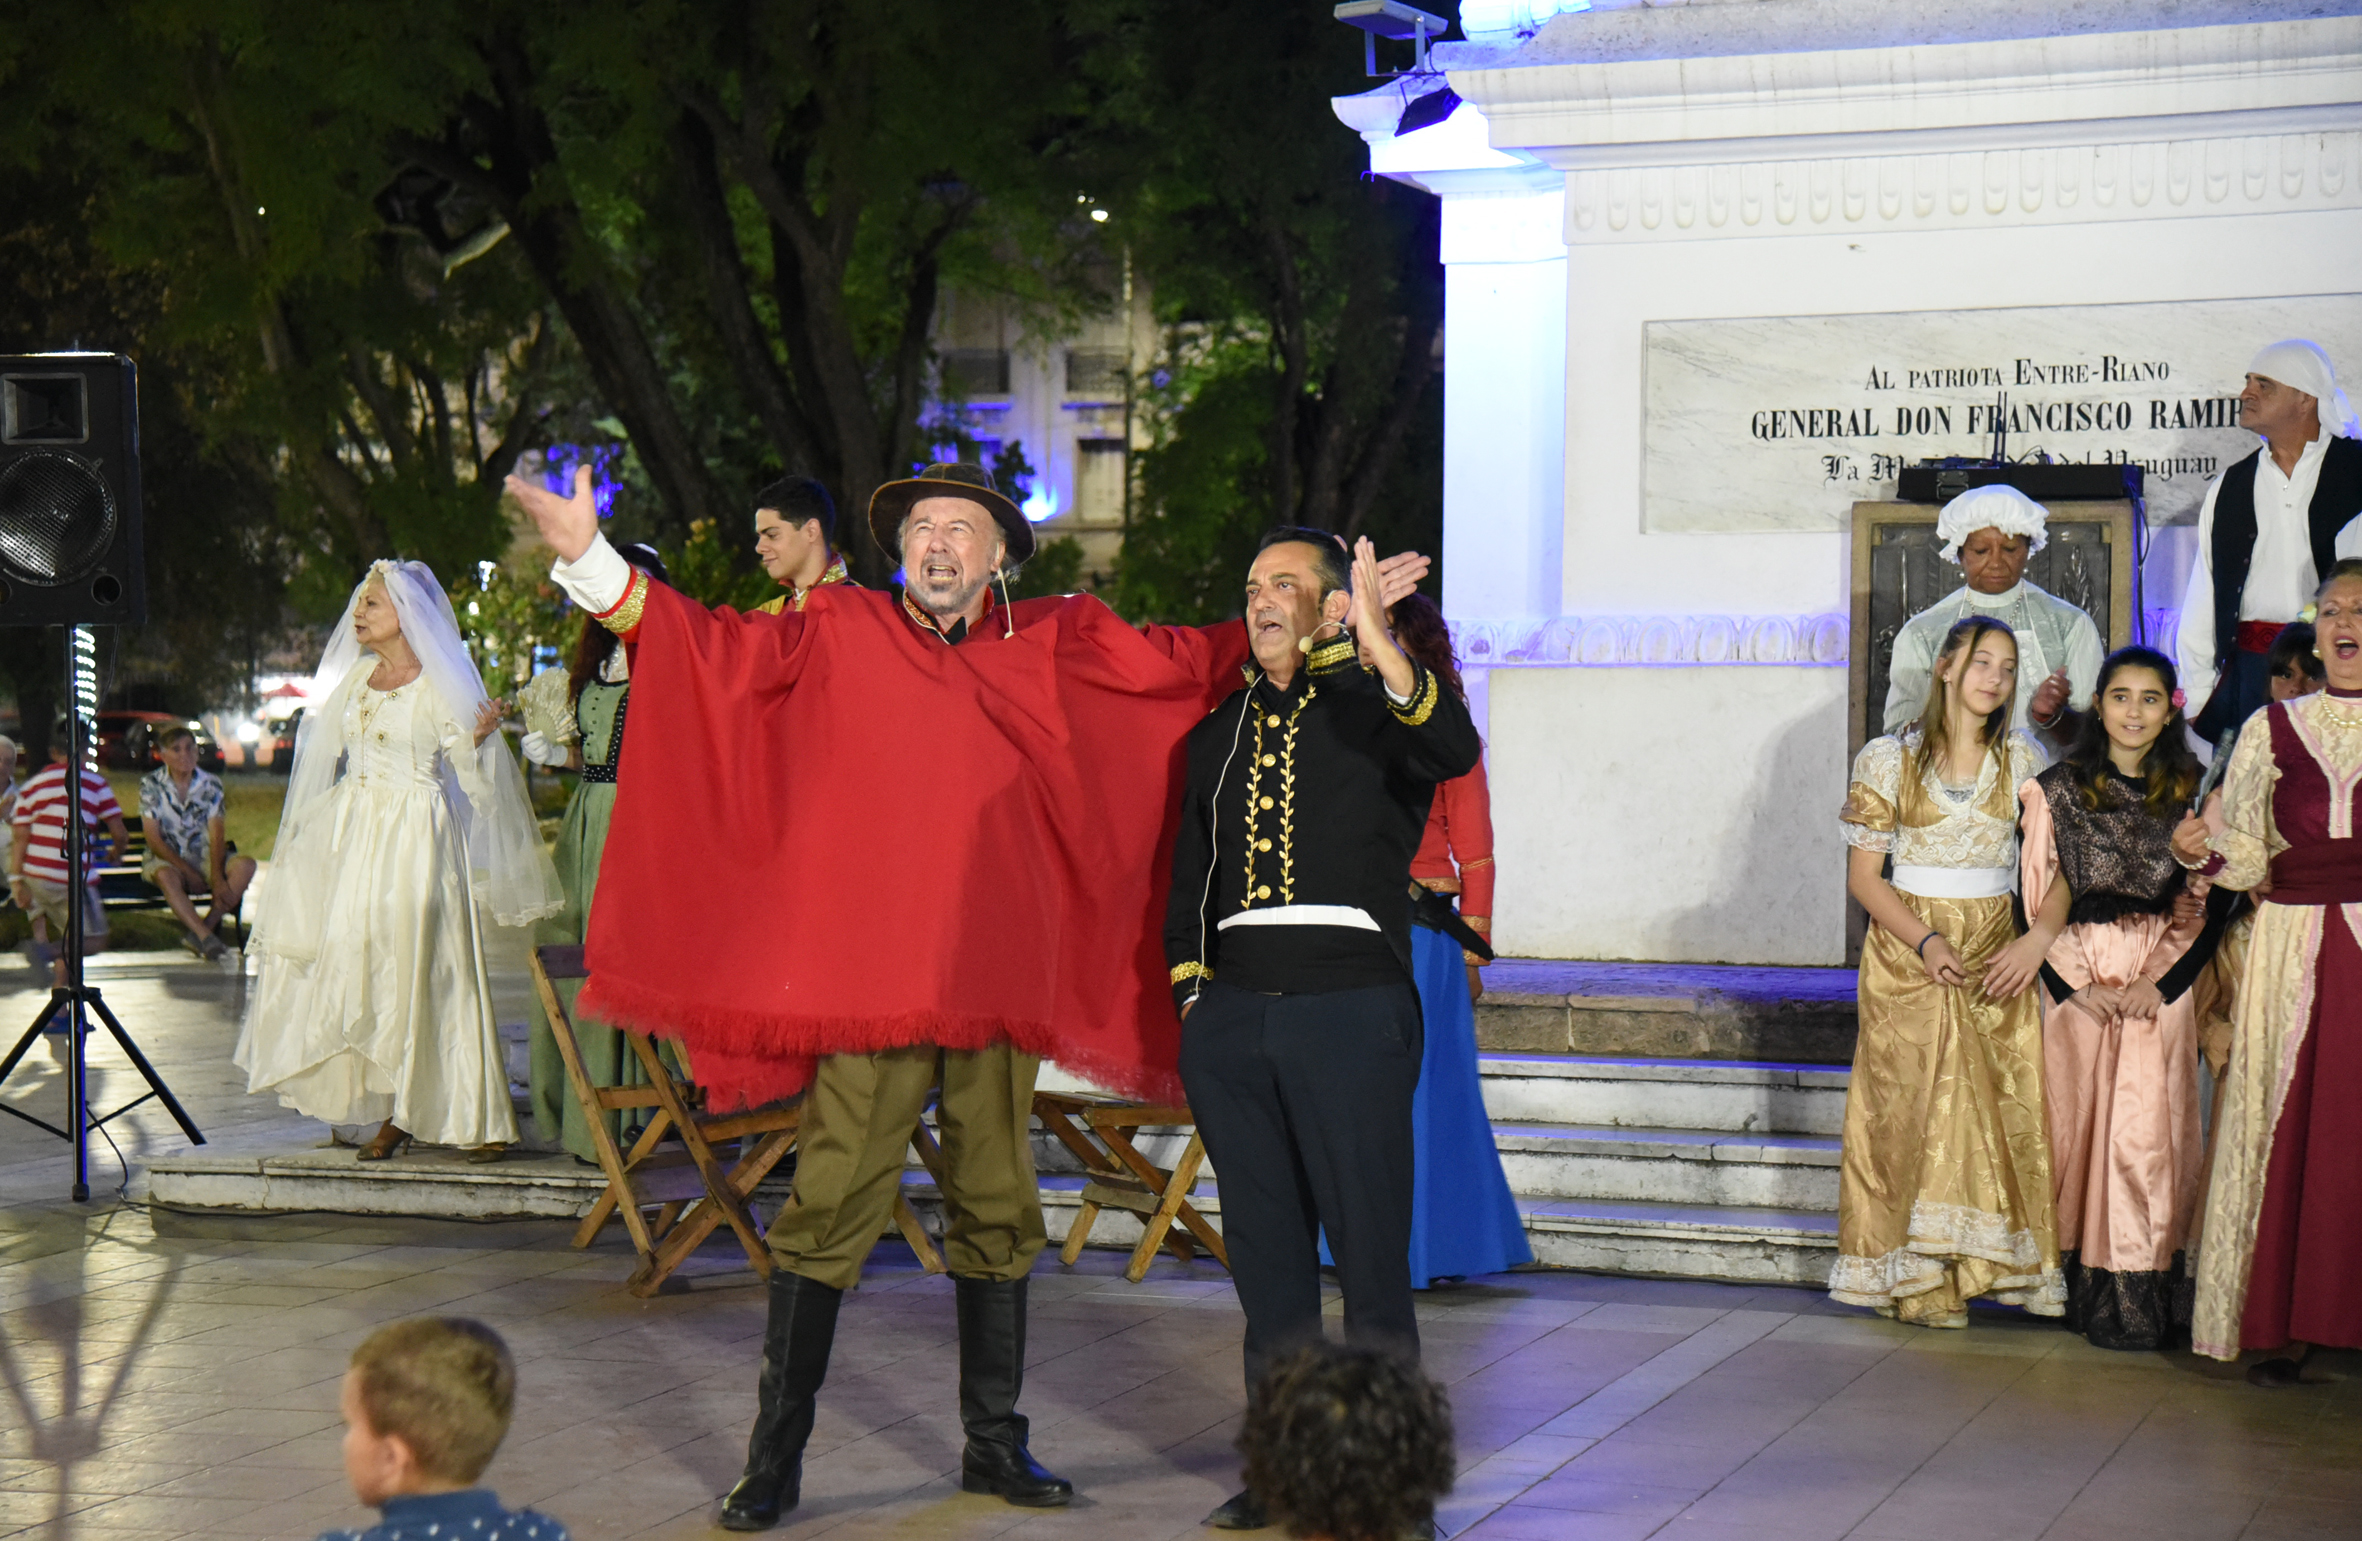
left=2316, top=647, right=2325, bottom=659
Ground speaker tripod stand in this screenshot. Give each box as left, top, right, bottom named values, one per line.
left=0, top=632, right=204, bottom=1200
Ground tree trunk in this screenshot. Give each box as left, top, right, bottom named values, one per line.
left=407, top=28, right=732, bottom=540
left=668, top=112, right=826, bottom=480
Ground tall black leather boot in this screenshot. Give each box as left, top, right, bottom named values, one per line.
left=954, top=1276, right=1074, bottom=1506
left=719, top=1270, right=843, bottom=1531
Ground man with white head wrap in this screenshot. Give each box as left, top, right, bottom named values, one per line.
left=1880, top=483, right=2105, bottom=759
left=2179, top=339, right=2362, bottom=741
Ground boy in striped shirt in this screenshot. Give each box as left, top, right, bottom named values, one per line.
left=8, top=721, right=128, bottom=988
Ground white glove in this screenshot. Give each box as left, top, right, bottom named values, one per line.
left=519, top=730, right=569, bottom=767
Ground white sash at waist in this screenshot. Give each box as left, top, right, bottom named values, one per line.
left=1891, top=864, right=2016, bottom=900
left=1218, top=904, right=1380, bottom=932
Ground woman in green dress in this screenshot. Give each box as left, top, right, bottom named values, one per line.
left=521, top=542, right=667, bottom=1160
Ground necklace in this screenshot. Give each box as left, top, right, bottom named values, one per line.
left=354, top=679, right=406, bottom=739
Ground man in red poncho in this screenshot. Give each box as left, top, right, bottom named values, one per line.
left=508, top=463, right=1428, bottom=1530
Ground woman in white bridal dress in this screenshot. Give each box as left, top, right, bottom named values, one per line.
left=236, top=560, right=562, bottom=1160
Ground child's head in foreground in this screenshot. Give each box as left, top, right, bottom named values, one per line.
left=340, top=1317, right=516, bottom=1507
left=1240, top=1341, right=1456, bottom=1541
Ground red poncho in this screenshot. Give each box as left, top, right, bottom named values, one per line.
left=576, top=582, right=1248, bottom=1109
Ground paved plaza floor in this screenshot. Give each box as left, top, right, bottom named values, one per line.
left=1, top=958, right=2357, bottom=1541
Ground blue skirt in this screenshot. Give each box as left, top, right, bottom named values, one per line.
left=1322, top=921, right=1533, bottom=1287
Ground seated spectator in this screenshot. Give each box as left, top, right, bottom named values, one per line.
left=139, top=724, right=255, bottom=960
left=1238, top=1342, right=1456, bottom=1541
left=8, top=720, right=127, bottom=989
left=320, top=1317, right=569, bottom=1541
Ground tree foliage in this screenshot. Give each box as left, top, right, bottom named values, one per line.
left=0, top=0, right=1454, bottom=708
left=1083, top=2, right=1449, bottom=624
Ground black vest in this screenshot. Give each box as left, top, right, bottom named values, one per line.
left=2209, top=435, right=2362, bottom=671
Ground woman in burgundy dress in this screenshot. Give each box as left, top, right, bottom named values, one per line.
left=2181, top=559, right=2362, bottom=1384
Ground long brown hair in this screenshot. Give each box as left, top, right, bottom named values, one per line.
left=1388, top=593, right=1464, bottom=704
left=1908, top=615, right=2016, bottom=792
left=569, top=543, right=668, bottom=704
left=2063, top=646, right=2199, bottom=812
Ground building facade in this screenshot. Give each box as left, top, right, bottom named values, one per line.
left=1338, top=0, right=2362, bottom=965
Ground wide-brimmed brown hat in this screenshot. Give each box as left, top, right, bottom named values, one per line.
left=867, top=462, right=1035, bottom=566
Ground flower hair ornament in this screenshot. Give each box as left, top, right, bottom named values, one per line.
left=2171, top=689, right=2186, bottom=711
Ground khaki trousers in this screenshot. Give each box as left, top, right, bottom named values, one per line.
left=765, top=1041, right=1047, bottom=1290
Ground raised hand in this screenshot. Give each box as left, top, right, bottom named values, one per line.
left=473, top=699, right=506, bottom=748
left=504, top=465, right=599, bottom=564
left=1374, top=550, right=1431, bottom=611
left=1349, top=537, right=1419, bottom=699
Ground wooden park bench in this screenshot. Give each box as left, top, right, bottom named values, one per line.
left=92, top=815, right=247, bottom=944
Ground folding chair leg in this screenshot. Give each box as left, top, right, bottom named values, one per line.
left=569, top=1112, right=673, bottom=1250
left=1125, top=1135, right=1214, bottom=1284
left=537, top=955, right=668, bottom=1262
left=895, top=1197, right=946, bottom=1273
left=631, top=1036, right=771, bottom=1269
left=1059, top=1200, right=1103, bottom=1266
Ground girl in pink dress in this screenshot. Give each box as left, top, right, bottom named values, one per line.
left=2013, top=647, right=2229, bottom=1349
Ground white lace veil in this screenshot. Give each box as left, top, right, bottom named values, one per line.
left=271, top=560, right=563, bottom=938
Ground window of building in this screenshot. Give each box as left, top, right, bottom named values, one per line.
left=1074, top=439, right=1127, bottom=526
left=941, top=349, right=1011, bottom=398
left=1065, top=349, right=1127, bottom=398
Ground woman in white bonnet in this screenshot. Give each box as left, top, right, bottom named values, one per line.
left=235, top=561, right=562, bottom=1161
left=1880, top=482, right=2106, bottom=761
left=2178, top=338, right=2362, bottom=743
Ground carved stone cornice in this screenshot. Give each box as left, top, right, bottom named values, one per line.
left=1453, top=16, right=2362, bottom=170
left=1562, top=130, right=2362, bottom=242
left=1452, top=613, right=1850, bottom=668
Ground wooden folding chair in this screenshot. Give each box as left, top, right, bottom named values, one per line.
left=1032, top=1090, right=1227, bottom=1283
left=534, top=945, right=945, bottom=1294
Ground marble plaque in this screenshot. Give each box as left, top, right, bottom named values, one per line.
left=1644, top=294, right=2362, bottom=533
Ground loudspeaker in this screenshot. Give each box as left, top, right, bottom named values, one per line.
left=0, top=353, right=145, bottom=626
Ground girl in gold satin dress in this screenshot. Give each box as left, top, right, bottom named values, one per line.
left=1835, top=615, right=2066, bottom=1327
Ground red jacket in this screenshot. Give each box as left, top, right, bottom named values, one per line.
left=577, top=578, right=1248, bottom=1109
left=1408, top=758, right=1493, bottom=939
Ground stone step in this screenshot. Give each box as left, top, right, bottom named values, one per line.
left=1477, top=959, right=1858, bottom=1064
left=1493, top=1122, right=1839, bottom=1210
left=1024, top=1116, right=1838, bottom=1212
left=964, top=1177, right=1836, bottom=1288
left=1519, top=1196, right=1835, bottom=1286
left=146, top=1143, right=647, bottom=1221
left=1477, top=1053, right=1848, bottom=1136
left=147, top=1140, right=1840, bottom=1289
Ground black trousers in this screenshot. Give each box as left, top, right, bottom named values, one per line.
left=1179, top=977, right=1423, bottom=1395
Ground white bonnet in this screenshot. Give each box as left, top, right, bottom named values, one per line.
left=1935, top=483, right=2049, bottom=564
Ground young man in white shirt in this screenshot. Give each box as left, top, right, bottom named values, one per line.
left=140, top=726, right=255, bottom=960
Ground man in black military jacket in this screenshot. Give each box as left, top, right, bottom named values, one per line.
left=1166, top=526, right=1482, bottom=1533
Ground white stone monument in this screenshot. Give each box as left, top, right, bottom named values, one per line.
left=1335, top=0, right=2362, bottom=967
